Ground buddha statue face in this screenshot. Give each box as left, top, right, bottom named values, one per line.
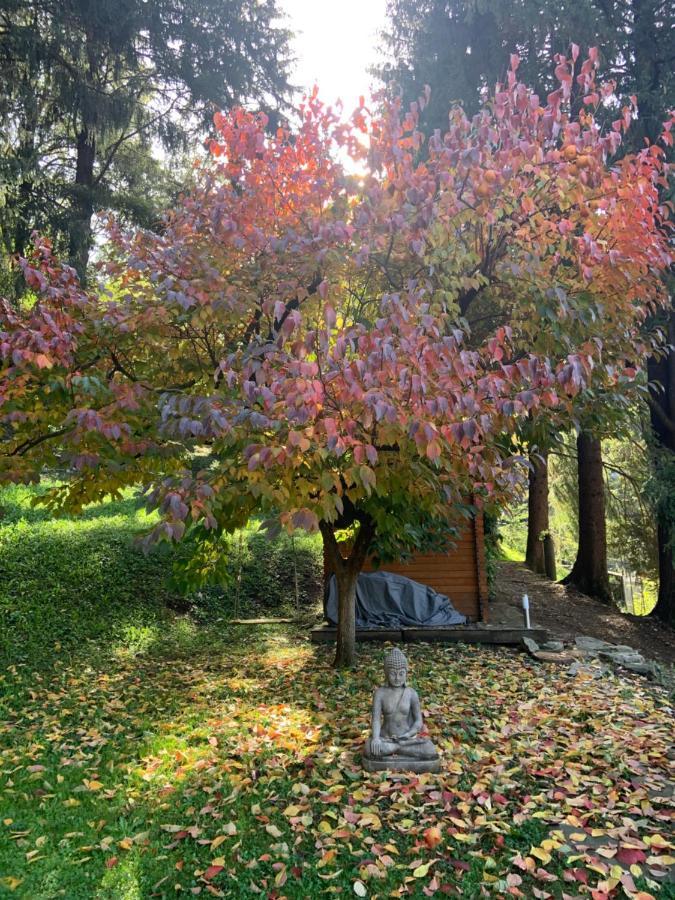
left=384, top=648, right=408, bottom=687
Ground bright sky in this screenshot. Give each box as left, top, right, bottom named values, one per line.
left=282, top=0, right=388, bottom=113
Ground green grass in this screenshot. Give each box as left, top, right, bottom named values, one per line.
left=497, top=543, right=524, bottom=563
left=0, top=484, right=322, bottom=672
left=0, top=487, right=673, bottom=898
left=0, top=483, right=177, bottom=671
left=496, top=543, right=575, bottom=581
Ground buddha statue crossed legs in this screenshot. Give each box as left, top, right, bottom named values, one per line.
left=363, top=647, right=440, bottom=773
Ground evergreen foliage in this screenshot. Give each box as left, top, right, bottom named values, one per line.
left=0, top=0, right=293, bottom=281
left=377, top=0, right=673, bottom=144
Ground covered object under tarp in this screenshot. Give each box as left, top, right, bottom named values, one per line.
left=325, top=571, right=467, bottom=629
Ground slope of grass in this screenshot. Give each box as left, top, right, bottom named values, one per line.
left=0, top=484, right=322, bottom=672
left=497, top=543, right=524, bottom=563
left=0, top=484, right=178, bottom=671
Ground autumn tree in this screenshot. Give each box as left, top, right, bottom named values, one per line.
left=379, top=0, right=675, bottom=610
left=1, top=57, right=671, bottom=667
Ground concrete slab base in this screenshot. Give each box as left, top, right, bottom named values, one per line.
left=362, top=754, right=442, bottom=774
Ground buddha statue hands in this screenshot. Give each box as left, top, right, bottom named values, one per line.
left=363, top=647, right=440, bottom=773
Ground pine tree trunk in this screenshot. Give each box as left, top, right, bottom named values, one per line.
left=10, top=84, right=39, bottom=296
left=562, top=432, right=611, bottom=602
left=69, top=127, right=96, bottom=283
left=647, top=307, right=675, bottom=626
left=11, top=176, right=33, bottom=298
left=652, top=520, right=675, bottom=625
left=543, top=533, right=556, bottom=581
left=631, top=0, right=674, bottom=624
left=525, top=450, right=549, bottom=576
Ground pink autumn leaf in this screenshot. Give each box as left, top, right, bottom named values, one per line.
left=291, top=508, right=319, bottom=532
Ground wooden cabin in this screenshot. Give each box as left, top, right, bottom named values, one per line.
left=324, top=513, right=489, bottom=622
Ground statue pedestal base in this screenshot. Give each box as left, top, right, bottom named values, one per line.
left=362, top=754, right=441, bottom=774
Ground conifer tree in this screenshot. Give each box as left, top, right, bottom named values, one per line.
left=0, top=0, right=292, bottom=281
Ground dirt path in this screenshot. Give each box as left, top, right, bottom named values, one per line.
left=491, top=561, right=675, bottom=666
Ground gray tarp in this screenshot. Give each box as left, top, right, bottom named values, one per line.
left=325, top=571, right=467, bottom=628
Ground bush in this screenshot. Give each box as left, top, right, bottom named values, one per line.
left=181, top=524, right=323, bottom=622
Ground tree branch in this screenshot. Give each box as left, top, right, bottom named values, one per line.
left=9, top=426, right=71, bottom=457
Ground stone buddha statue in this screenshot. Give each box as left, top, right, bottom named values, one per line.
left=363, top=647, right=440, bottom=773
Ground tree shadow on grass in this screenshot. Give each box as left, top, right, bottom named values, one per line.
left=0, top=622, right=364, bottom=898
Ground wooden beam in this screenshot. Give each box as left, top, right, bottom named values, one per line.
left=229, top=617, right=298, bottom=625
left=310, top=626, right=549, bottom=645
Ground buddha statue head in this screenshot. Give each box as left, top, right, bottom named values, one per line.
left=384, top=647, right=408, bottom=688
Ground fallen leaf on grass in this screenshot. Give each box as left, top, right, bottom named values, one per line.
left=202, top=865, right=223, bottom=881
left=3, top=638, right=673, bottom=897
left=413, top=860, right=438, bottom=877
left=83, top=779, right=103, bottom=791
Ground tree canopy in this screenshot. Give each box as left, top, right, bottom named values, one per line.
left=1, top=53, right=672, bottom=665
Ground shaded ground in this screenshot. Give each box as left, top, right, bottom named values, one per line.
left=491, top=561, right=675, bottom=667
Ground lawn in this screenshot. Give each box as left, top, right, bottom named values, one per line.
left=0, top=490, right=673, bottom=898
left=0, top=483, right=322, bottom=671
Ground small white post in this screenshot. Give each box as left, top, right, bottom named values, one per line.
left=522, top=593, right=531, bottom=630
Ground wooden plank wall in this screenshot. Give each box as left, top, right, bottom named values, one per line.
left=324, top=515, right=489, bottom=622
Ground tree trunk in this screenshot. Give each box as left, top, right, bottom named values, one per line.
left=68, top=127, right=96, bottom=283
left=631, top=0, right=675, bottom=624
left=562, top=431, right=611, bottom=602
left=652, top=520, right=675, bottom=624
left=647, top=306, right=675, bottom=626
left=9, top=80, right=40, bottom=296
left=525, top=450, right=550, bottom=576
left=543, top=533, right=556, bottom=581
left=334, top=567, right=359, bottom=668
left=320, top=516, right=375, bottom=669
left=10, top=175, right=34, bottom=299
